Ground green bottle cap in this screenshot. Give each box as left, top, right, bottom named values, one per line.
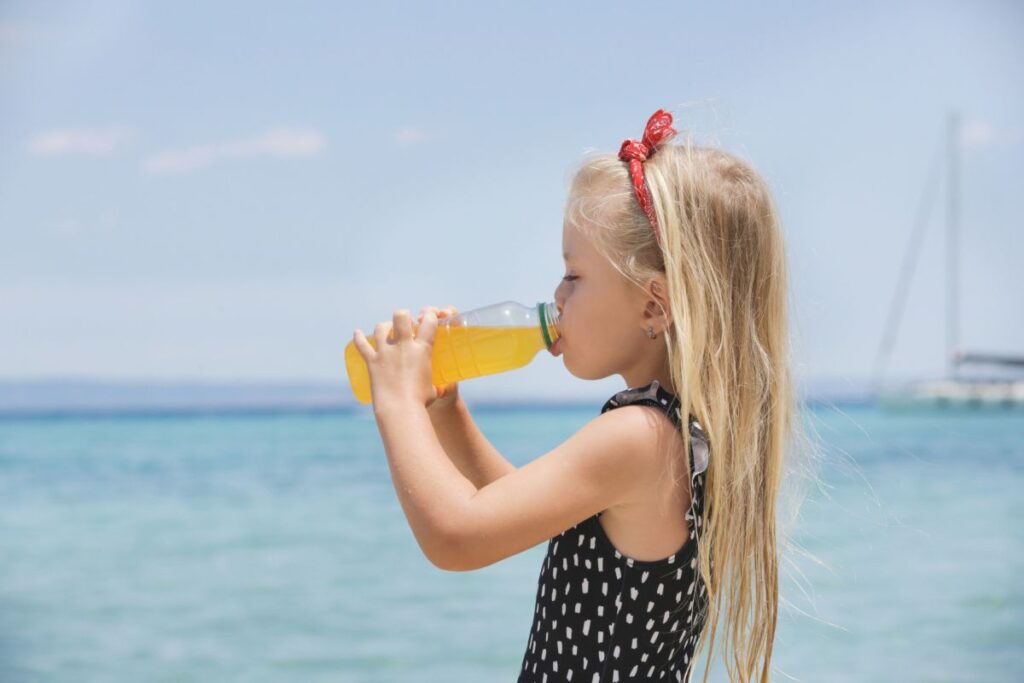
left=538, top=302, right=554, bottom=351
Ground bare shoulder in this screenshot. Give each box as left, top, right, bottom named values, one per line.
left=590, top=404, right=682, bottom=502
left=602, top=403, right=684, bottom=505
left=563, top=404, right=662, bottom=473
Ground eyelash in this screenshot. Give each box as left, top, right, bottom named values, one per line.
left=562, top=275, right=578, bottom=282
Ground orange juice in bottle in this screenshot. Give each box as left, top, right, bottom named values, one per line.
left=344, top=301, right=561, bottom=404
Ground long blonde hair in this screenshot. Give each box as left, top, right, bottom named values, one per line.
left=564, top=127, right=804, bottom=682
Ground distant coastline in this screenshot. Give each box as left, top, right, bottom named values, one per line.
left=0, top=377, right=878, bottom=419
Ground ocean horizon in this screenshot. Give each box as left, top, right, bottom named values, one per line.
left=0, top=376, right=894, bottom=418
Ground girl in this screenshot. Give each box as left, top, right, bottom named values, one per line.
left=352, top=108, right=796, bottom=683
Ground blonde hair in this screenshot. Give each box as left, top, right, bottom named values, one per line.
left=564, top=125, right=808, bottom=682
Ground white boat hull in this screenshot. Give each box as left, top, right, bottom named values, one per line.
left=878, top=379, right=1024, bottom=410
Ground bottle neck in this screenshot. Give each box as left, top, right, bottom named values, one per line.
left=538, top=302, right=561, bottom=351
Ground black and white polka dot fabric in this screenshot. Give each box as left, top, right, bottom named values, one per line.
left=517, top=379, right=710, bottom=682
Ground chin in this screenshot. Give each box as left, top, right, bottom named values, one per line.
left=564, top=361, right=604, bottom=382
left=561, top=355, right=583, bottom=379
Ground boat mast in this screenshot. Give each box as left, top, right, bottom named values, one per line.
left=946, top=110, right=960, bottom=380
left=871, top=125, right=944, bottom=394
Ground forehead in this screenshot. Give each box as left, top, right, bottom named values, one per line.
left=561, top=221, right=628, bottom=287
left=561, top=221, right=592, bottom=261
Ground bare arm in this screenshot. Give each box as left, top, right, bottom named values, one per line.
left=372, top=400, right=476, bottom=567
left=427, top=395, right=517, bottom=490
left=373, top=397, right=654, bottom=572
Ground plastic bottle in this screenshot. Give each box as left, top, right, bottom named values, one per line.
left=344, top=300, right=561, bottom=405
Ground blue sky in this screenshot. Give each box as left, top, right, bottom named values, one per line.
left=1, top=1, right=1022, bottom=403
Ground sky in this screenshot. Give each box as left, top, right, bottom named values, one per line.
left=1, top=0, right=1022, bottom=404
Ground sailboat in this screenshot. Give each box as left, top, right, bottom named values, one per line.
left=874, top=111, right=1024, bottom=410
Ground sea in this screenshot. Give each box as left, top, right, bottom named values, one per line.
left=1, top=401, right=1021, bottom=682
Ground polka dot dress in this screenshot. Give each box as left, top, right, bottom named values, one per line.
left=517, top=380, right=711, bottom=683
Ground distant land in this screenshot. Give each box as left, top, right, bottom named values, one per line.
left=0, top=376, right=885, bottom=418
left=0, top=378, right=354, bottom=417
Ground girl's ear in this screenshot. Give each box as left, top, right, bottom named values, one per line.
left=642, top=276, right=672, bottom=329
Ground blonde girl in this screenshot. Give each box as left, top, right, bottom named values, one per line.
left=352, top=108, right=796, bottom=682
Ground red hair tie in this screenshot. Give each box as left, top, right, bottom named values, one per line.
left=618, top=109, right=677, bottom=246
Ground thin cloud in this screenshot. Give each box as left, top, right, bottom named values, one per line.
left=961, top=120, right=1024, bottom=149
left=393, top=127, right=428, bottom=146
left=142, top=127, right=328, bottom=174
left=44, top=210, right=120, bottom=237
left=27, top=127, right=135, bottom=157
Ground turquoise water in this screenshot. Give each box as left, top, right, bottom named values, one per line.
left=1, top=405, right=1021, bottom=682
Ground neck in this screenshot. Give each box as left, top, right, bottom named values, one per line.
left=621, top=353, right=675, bottom=394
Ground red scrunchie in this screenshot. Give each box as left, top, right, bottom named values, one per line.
left=618, top=109, right=677, bottom=246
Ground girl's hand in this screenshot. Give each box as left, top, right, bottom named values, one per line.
left=352, top=308, right=442, bottom=410
left=418, top=305, right=460, bottom=411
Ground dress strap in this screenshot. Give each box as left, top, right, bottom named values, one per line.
left=600, top=379, right=682, bottom=428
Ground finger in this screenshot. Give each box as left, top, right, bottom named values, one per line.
left=352, top=329, right=375, bottom=359
left=393, top=309, right=413, bottom=340
left=417, top=309, right=437, bottom=346
left=374, top=321, right=391, bottom=347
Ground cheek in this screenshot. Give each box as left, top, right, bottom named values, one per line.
left=562, top=289, right=583, bottom=331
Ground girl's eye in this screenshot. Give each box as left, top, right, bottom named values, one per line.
left=562, top=275, right=578, bottom=282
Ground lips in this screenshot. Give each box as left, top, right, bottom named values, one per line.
left=550, top=337, right=562, bottom=357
